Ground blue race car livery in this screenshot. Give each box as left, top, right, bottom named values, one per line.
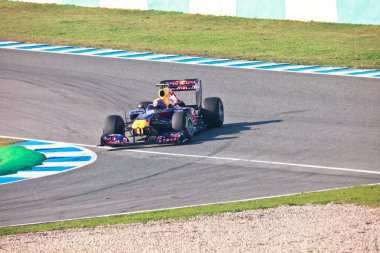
left=100, top=79, right=224, bottom=146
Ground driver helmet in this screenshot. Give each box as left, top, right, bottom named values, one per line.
left=153, top=99, right=166, bottom=110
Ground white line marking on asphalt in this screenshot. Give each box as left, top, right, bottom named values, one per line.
left=41, top=161, right=92, bottom=167
left=21, top=144, right=65, bottom=150
left=42, top=151, right=90, bottom=158
left=3, top=182, right=379, bottom=228
left=2, top=135, right=379, bottom=175
left=2, top=171, right=58, bottom=179
left=1, top=135, right=379, bottom=227
left=118, top=149, right=380, bottom=175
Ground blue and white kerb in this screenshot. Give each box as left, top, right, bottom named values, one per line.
left=0, top=40, right=379, bottom=79
left=0, top=140, right=97, bottom=185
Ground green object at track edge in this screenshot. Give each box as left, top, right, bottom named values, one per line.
left=0, top=146, right=46, bottom=176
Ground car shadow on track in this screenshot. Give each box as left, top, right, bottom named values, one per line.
left=107, top=119, right=282, bottom=151
left=188, top=119, right=283, bottom=145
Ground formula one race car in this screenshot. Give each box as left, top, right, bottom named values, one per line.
left=100, top=79, right=224, bottom=146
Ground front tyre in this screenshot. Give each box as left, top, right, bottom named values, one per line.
left=172, top=111, right=194, bottom=140
left=103, top=115, right=125, bottom=135
left=202, top=97, right=224, bottom=128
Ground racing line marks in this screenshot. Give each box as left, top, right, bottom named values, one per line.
left=1, top=40, right=379, bottom=79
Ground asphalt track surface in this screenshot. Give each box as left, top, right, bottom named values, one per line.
left=0, top=49, right=379, bottom=227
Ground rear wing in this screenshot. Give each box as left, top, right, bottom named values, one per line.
left=157, top=79, right=201, bottom=92
left=157, top=79, right=202, bottom=108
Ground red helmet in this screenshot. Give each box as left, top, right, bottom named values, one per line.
left=153, top=99, right=166, bottom=109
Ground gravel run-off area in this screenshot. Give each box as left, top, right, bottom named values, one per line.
left=1, top=204, right=379, bottom=253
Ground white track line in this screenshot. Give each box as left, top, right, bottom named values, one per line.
left=1, top=135, right=379, bottom=176
left=118, top=149, right=380, bottom=175
left=1, top=134, right=379, bottom=227
left=2, top=171, right=58, bottom=179
left=42, top=152, right=90, bottom=158
left=3, top=182, right=379, bottom=228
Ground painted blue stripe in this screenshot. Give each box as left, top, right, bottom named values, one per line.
left=287, top=66, right=325, bottom=72
left=17, top=44, right=51, bottom=49
left=314, top=68, right=352, bottom=73
left=0, top=177, right=28, bottom=184
left=30, top=166, right=76, bottom=171
left=66, top=48, right=102, bottom=54
left=149, top=55, right=184, bottom=61
left=43, top=46, right=78, bottom=52
left=199, top=59, right=240, bottom=65
left=93, top=50, right=129, bottom=56
left=346, top=70, right=380, bottom=76
left=35, top=147, right=82, bottom=153
left=118, top=53, right=155, bottom=58
left=174, top=57, right=213, bottom=63
left=14, top=140, right=53, bottom=146
left=228, top=61, right=265, bottom=67
left=255, top=63, right=296, bottom=70
left=0, top=42, right=26, bottom=47
left=2, top=40, right=379, bottom=80
left=45, top=156, right=92, bottom=162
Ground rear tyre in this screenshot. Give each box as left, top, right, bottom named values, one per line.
left=172, top=111, right=194, bottom=140
left=202, top=97, right=224, bottom=128
left=103, top=115, right=125, bottom=135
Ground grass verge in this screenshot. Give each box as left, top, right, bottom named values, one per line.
left=0, top=184, right=379, bottom=235
left=0, top=1, right=379, bottom=69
